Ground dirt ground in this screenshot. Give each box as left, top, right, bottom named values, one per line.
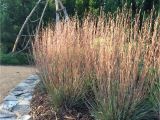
left=0, top=65, right=36, bottom=103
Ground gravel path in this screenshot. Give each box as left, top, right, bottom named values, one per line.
left=0, top=65, right=35, bottom=103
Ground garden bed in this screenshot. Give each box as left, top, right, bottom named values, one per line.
left=30, top=83, right=93, bottom=120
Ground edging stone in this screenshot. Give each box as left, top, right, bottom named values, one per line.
left=0, top=75, right=40, bottom=120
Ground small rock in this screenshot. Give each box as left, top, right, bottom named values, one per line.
left=0, top=109, right=17, bottom=119
left=0, top=100, right=18, bottom=111
left=27, top=75, right=39, bottom=80
left=24, top=79, right=35, bottom=84
left=17, top=83, right=29, bottom=88
left=20, top=93, right=32, bottom=101
left=77, top=113, right=82, bottom=119
left=12, top=89, right=32, bottom=97
left=13, top=86, right=26, bottom=91
left=23, top=89, right=33, bottom=93
left=17, top=115, right=31, bottom=120
left=13, top=105, right=30, bottom=116
left=11, top=91, right=24, bottom=96
left=18, top=100, right=30, bottom=106
left=0, top=118, right=16, bottom=120
left=4, top=95, right=17, bottom=101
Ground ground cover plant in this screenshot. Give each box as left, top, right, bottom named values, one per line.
left=33, top=10, right=160, bottom=119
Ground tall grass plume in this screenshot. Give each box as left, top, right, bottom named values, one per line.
left=33, top=10, right=160, bottom=119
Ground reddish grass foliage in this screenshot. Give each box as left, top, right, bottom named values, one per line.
left=33, top=11, right=160, bottom=119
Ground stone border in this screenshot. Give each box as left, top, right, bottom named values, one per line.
left=0, top=75, right=40, bottom=120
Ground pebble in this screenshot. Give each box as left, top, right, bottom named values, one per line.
left=4, top=95, right=18, bottom=101
left=17, top=115, right=31, bottom=120
left=12, top=105, right=30, bottom=116
left=0, top=109, right=16, bottom=119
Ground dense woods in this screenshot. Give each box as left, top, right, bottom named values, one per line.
left=0, top=0, right=160, bottom=53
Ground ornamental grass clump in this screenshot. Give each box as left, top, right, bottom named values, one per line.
left=33, top=20, right=93, bottom=111
left=33, top=34, right=82, bottom=110
left=33, top=10, right=160, bottom=119
left=88, top=13, right=160, bottom=120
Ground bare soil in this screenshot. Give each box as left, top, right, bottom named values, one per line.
left=0, top=65, right=35, bottom=103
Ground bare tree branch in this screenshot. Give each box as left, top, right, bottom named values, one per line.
left=29, top=18, right=40, bottom=22
left=12, top=0, right=42, bottom=52
left=58, top=0, right=69, bottom=21
left=55, top=0, right=69, bottom=22
left=12, top=0, right=69, bottom=52
left=36, top=0, right=49, bottom=37
left=55, top=0, right=60, bottom=22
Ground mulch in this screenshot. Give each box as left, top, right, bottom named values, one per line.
left=30, top=85, right=93, bottom=120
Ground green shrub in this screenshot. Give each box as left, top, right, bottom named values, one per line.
left=0, top=52, right=32, bottom=65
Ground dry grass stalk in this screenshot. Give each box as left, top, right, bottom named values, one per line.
left=33, top=10, right=160, bottom=118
